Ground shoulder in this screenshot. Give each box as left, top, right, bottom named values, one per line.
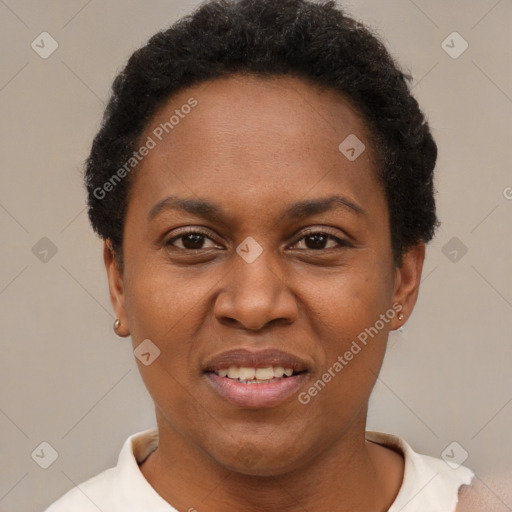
left=366, top=431, right=475, bottom=511
left=455, top=469, right=512, bottom=512
left=455, top=484, right=482, bottom=512
left=43, top=429, right=158, bottom=512
left=43, top=468, right=117, bottom=511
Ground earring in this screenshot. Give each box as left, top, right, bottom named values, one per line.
left=397, top=312, right=404, bottom=321
left=113, top=319, right=121, bottom=332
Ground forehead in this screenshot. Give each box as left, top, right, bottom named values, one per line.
left=128, top=73, right=383, bottom=217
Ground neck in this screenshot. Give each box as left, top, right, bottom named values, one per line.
left=139, top=411, right=402, bottom=512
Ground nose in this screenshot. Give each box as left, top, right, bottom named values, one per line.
left=213, top=250, right=299, bottom=331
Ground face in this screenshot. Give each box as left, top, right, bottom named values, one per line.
left=105, top=74, right=424, bottom=476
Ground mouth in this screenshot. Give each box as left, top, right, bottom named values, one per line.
left=203, top=349, right=309, bottom=408
left=211, top=365, right=302, bottom=383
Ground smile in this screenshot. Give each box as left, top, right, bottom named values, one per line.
left=203, top=349, right=309, bottom=408
left=214, top=365, right=295, bottom=383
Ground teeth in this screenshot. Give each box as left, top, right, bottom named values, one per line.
left=215, top=366, right=296, bottom=381
left=227, top=366, right=240, bottom=379
left=273, top=366, right=285, bottom=378
left=239, top=367, right=256, bottom=380
left=255, top=367, right=274, bottom=380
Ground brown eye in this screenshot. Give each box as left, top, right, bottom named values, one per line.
left=292, top=232, right=348, bottom=250
left=165, top=231, right=219, bottom=250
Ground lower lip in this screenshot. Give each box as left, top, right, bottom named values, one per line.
left=204, top=372, right=307, bottom=408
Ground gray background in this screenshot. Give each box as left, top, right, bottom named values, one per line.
left=1, top=0, right=511, bottom=510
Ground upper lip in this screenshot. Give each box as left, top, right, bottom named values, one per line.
left=203, top=348, right=309, bottom=373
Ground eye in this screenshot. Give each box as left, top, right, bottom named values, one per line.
left=291, top=231, right=349, bottom=251
left=164, top=228, right=349, bottom=252
left=165, top=230, right=220, bottom=250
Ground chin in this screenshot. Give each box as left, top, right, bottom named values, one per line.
left=201, top=430, right=318, bottom=478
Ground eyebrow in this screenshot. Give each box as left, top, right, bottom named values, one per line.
left=147, top=194, right=366, bottom=223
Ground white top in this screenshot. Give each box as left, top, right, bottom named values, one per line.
left=44, top=428, right=474, bottom=512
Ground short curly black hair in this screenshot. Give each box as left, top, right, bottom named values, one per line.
left=85, top=0, right=439, bottom=269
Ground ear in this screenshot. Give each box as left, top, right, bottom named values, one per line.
left=390, top=242, right=425, bottom=330
left=104, top=240, right=130, bottom=337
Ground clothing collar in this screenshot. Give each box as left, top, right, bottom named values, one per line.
left=366, top=430, right=474, bottom=512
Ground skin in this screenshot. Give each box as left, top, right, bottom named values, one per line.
left=104, top=74, right=425, bottom=512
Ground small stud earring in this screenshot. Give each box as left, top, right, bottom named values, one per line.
left=113, top=319, right=121, bottom=332
left=397, top=312, right=404, bottom=321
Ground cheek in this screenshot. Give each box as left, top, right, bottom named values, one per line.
left=297, top=258, right=393, bottom=408
left=123, top=260, right=214, bottom=341
left=122, top=264, right=212, bottom=424
left=301, top=252, right=392, bottom=329
left=301, top=308, right=389, bottom=434
left=122, top=261, right=220, bottom=400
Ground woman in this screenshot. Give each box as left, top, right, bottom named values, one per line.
left=45, top=0, right=476, bottom=510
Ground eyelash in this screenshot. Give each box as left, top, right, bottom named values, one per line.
left=164, top=228, right=350, bottom=252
